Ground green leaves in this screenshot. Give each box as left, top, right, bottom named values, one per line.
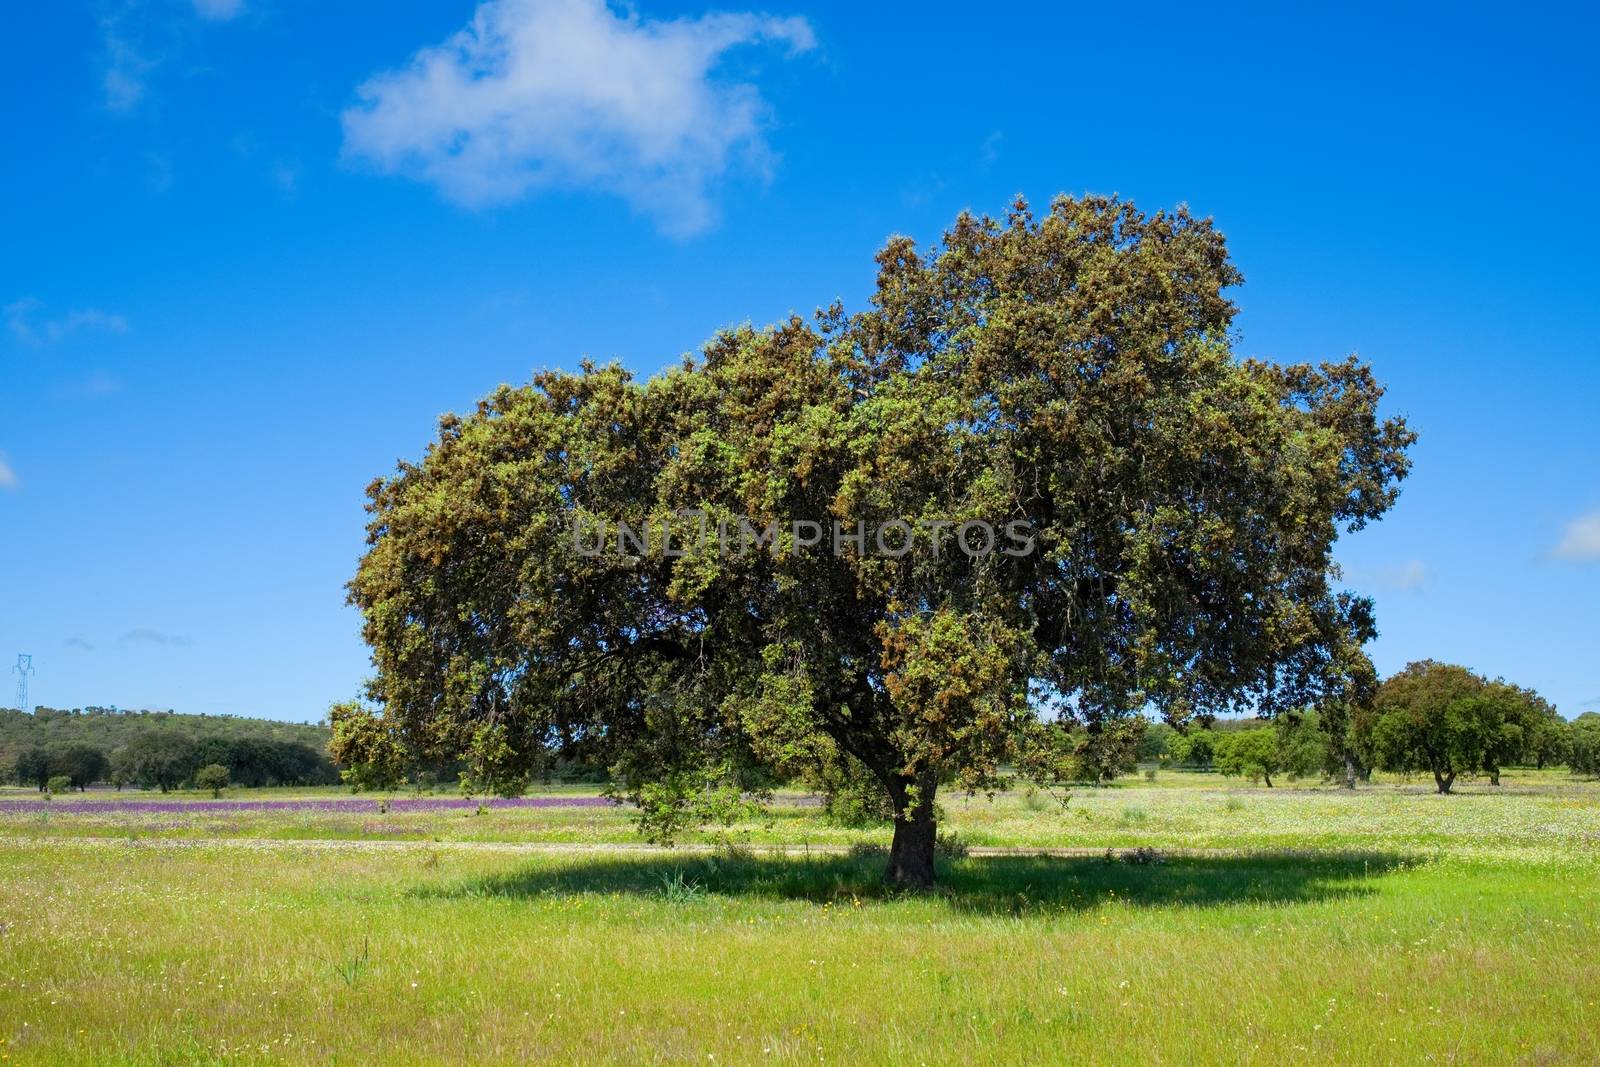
left=1363, top=661, right=1562, bottom=791
left=348, top=195, right=1415, bottom=868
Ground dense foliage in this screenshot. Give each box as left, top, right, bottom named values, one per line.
left=1569, top=714, right=1600, bottom=777
left=346, top=195, right=1416, bottom=886
left=1359, top=661, right=1565, bottom=793
left=0, top=707, right=336, bottom=791
left=1213, top=728, right=1282, bottom=786
left=194, top=763, right=230, bottom=797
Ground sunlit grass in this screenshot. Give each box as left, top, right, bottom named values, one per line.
left=4, top=769, right=1597, bottom=864
left=1, top=770, right=1597, bottom=1063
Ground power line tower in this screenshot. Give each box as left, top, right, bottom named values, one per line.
left=12, top=654, right=34, bottom=712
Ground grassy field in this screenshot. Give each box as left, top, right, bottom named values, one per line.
left=2, top=771, right=1597, bottom=1064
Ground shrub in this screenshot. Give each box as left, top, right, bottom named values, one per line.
left=658, top=869, right=706, bottom=904
left=46, top=774, right=73, bottom=796
left=1021, top=786, right=1053, bottom=812
left=194, top=763, right=230, bottom=798
left=934, top=830, right=969, bottom=860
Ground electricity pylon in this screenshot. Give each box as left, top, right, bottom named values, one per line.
left=12, top=653, right=33, bottom=712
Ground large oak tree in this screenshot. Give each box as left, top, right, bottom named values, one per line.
left=344, top=196, right=1414, bottom=887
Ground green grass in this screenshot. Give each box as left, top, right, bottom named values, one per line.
left=6, top=769, right=1598, bottom=860
left=2, top=772, right=1598, bottom=1064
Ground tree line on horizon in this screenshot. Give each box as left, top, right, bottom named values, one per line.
left=1142, top=660, right=1598, bottom=791
left=0, top=707, right=337, bottom=792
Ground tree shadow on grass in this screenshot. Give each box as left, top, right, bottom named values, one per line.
left=412, top=849, right=1413, bottom=916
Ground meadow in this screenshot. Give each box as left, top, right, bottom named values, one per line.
left=2, top=771, right=1597, bottom=1064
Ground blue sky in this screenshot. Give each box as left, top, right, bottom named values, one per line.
left=2, top=0, right=1596, bottom=722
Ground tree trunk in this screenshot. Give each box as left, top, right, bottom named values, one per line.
left=1434, top=768, right=1455, bottom=794
left=884, top=774, right=938, bottom=890
left=1342, top=751, right=1359, bottom=790
left=1488, top=766, right=1501, bottom=786
left=1262, top=773, right=1273, bottom=788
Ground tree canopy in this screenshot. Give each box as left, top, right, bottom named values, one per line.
left=1213, top=728, right=1282, bottom=787
left=346, top=195, right=1415, bottom=886
left=1569, top=714, right=1600, bottom=777
left=1363, top=660, right=1563, bottom=792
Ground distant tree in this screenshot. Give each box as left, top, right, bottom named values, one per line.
left=192, top=736, right=243, bottom=778
left=1364, top=663, right=1563, bottom=791
left=194, top=763, right=230, bottom=798
left=1568, top=714, right=1600, bottom=777
left=1527, top=715, right=1569, bottom=771
left=1485, top=683, right=1565, bottom=779
left=267, top=739, right=340, bottom=786
left=50, top=744, right=109, bottom=790
left=1214, top=728, right=1282, bottom=786
left=1138, top=721, right=1173, bottom=763
left=13, top=745, right=53, bottom=790
left=1313, top=645, right=1378, bottom=788
left=1365, top=661, right=1497, bottom=794
left=1274, top=712, right=1327, bottom=781
left=1080, top=719, right=1147, bottom=783
left=1167, top=729, right=1217, bottom=768
left=1476, top=689, right=1522, bottom=787
left=114, top=733, right=199, bottom=792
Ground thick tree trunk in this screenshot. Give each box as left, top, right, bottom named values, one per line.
left=1342, top=751, right=1359, bottom=789
left=1488, top=766, right=1501, bottom=786
left=1262, top=773, right=1273, bottom=788
left=1434, top=768, right=1455, bottom=794
left=884, top=774, right=938, bottom=890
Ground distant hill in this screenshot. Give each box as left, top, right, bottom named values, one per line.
left=0, top=706, right=330, bottom=756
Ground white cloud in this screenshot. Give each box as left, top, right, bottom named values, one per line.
left=0, top=455, right=17, bottom=490
left=271, top=159, right=301, bottom=195
left=52, top=370, right=125, bottom=400
left=1385, top=559, right=1429, bottom=591
left=6, top=298, right=130, bottom=345
left=1553, top=511, right=1600, bottom=562
left=341, top=0, right=815, bottom=236
left=80, top=370, right=124, bottom=396
left=98, top=2, right=243, bottom=116
left=100, top=19, right=154, bottom=112
left=979, top=130, right=1003, bottom=167
left=192, top=0, right=245, bottom=20
left=1345, top=558, right=1428, bottom=592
